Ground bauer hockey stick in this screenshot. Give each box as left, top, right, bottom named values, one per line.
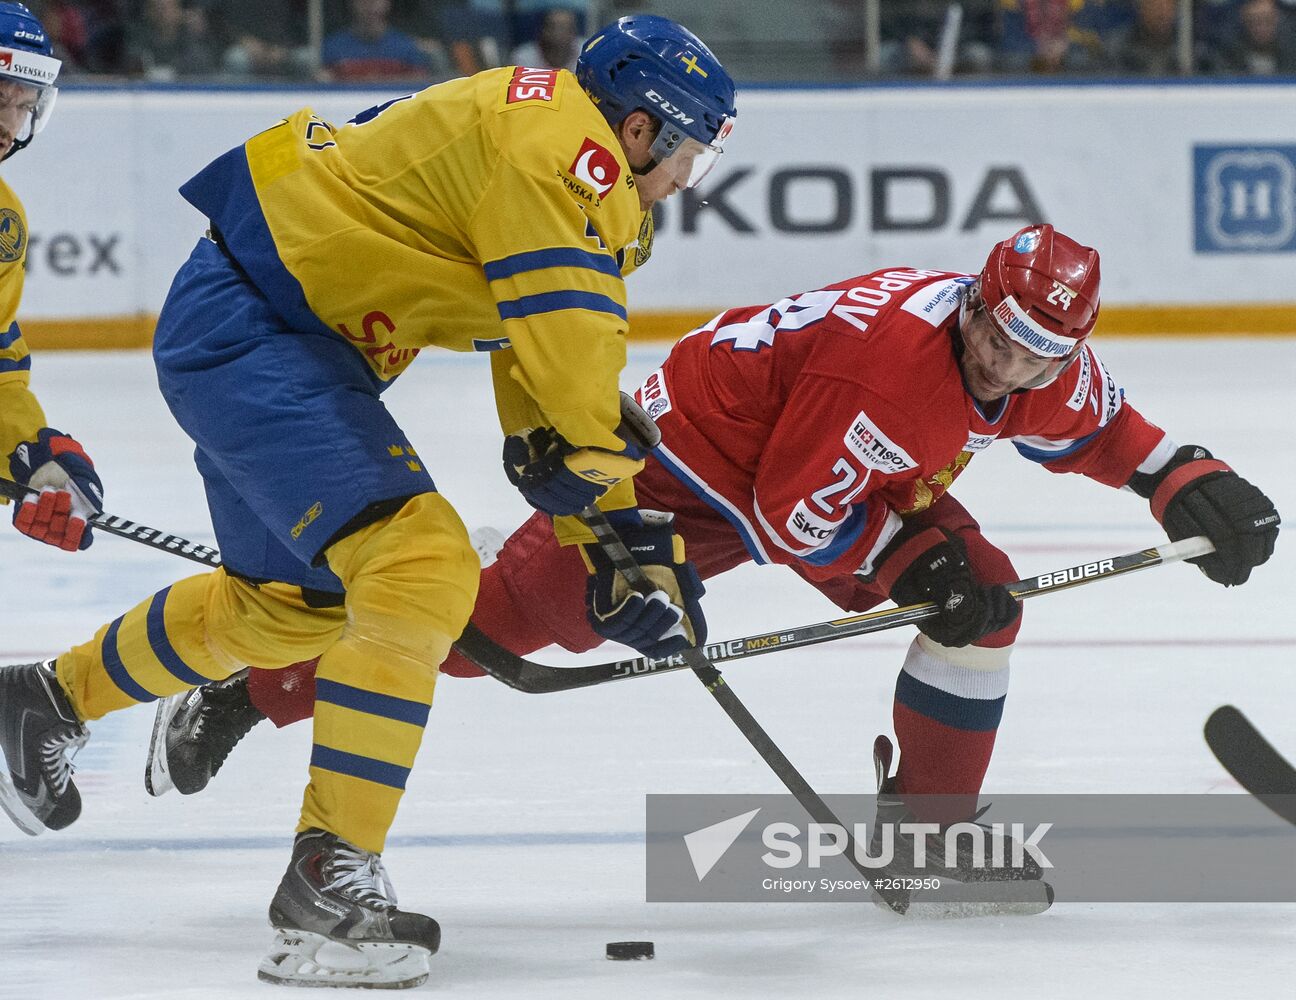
left=457, top=534, right=1217, bottom=695
left=0, top=475, right=222, bottom=568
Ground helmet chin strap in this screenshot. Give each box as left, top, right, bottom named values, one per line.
left=629, top=153, right=660, bottom=178
left=1, top=134, right=30, bottom=162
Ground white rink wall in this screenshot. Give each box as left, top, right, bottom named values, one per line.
left=4, top=81, right=1296, bottom=337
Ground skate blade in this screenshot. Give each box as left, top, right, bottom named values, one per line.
left=0, top=766, right=45, bottom=836
left=874, top=878, right=1054, bottom=919
left=144, top=692, right=187, bottom=796
left=257, top=930, right=431, bottom=990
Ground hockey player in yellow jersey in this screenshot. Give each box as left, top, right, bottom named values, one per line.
left=0, top=13, right=736, bottom=990
left=0, top=3, right=105, bottom=554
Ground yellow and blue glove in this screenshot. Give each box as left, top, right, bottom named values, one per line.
left=503, top=425, right=645, bottom=517
left=581, top=508, right=707, bottom=658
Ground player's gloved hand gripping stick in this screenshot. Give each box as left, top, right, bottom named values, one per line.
left=0, top=474, right=221, bottom=566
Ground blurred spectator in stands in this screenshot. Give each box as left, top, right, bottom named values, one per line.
left=510, top=5, right=579, bottom=71
left=28, top=0, right=125, bottom=73
left=322, top=0, right=448, bottom=81
left=125, top=0, right=219, bottom=79
left=215, top=0, right=313, bottom=80
left=878, top=0, right=996, bottom=76
left=1203, top=0, right=1296, bottom=72
left=391, top=1, right=493, bottom=77
left=996, top=0, right=1117, bottom=73
left=1107, top=0, right=1192, bottom=73
left=31, top=1, right=90, bottom=69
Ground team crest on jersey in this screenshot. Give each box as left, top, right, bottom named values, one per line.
left=505, top=67, right=559, bottom=105
left=568, top=138, right=621, bottom=198
left=0, top=208, right=25, bottom=263
left=635, top=210, right=654, bottom=267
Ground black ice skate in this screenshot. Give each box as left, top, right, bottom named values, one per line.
left=871, top=734, right=1045, bottom=884
left=258, top=828, right=440, bottom=989
left=145, top=669, right=265, bottom=796
left=869, top=734, right=1052, bottom=918
left=0, top=660, right=89, bottom=835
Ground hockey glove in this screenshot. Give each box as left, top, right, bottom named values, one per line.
left=582, top=508, right=707, bottom=658
left=503, top=425, right=645, bottom=517
left=1129, top=445, right=1279, bottom=586
left=875, top=526, right=1019, bottom=648
left=9, top=428, right=104, bottom=552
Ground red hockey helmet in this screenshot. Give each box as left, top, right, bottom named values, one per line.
left=975, top=225, right=1101, bottom=381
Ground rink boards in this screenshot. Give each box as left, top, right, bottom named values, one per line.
left=5, top=80, right=1296, bottom=348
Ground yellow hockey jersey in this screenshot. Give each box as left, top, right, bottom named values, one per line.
left=0, top=175, right=45, bottom=482
left=183, top=66, right=652, bottom=466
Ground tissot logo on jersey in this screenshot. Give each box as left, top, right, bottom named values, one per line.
left=844, top=412, right=917, bottom=472
left=505, top=66, right=558, bottom=104
left=568, top=138, right=621, bottom=198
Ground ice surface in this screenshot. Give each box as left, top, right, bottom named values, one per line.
left=1, top=341, right=1293, bottom=998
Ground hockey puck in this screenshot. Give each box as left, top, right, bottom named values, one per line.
left=606, top=941, right=654, bottom=961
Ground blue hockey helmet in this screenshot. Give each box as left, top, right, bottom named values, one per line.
left=577, top=15, right=736, bottom=189
left=0, top=1, right=60, bottom=159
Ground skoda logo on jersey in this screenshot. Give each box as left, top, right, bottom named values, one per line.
left=569, top=138, right=621, bottom=198
left=1013, top=229, right=1042, bottom=254
left=0, top=208, right=26, bottom=263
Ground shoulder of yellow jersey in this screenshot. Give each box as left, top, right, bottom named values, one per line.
left=0, top=175, right=28, bottom=270
left=484, top=67, right=642, bottom=254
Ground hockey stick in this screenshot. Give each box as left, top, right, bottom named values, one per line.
left=0, top=475, right=222, bottom=568
left=457, top=535, right=1217, bottom=695
left=579, top=502, right=1052, bottom=918
left=1204, top=706, right=1296, bottom=826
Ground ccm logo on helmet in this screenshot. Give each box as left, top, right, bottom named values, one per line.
left=569, top=138, right=621, bottom=197
left=644, top=89, right=694, bottom=125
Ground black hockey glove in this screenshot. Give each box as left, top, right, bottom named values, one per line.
left=1129, top=445, right=1279, bottom=586
left=502, top=426, right=645, bottom=517
left=582, top=508, right=707, bottom=658
left=874, top=526, right=1020, bottom=648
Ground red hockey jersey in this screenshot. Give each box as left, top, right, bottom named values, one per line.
left=634, top=268, right=1173, bottom=583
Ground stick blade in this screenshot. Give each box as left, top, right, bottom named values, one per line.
left=1204, top=705, right=1296, bottom=824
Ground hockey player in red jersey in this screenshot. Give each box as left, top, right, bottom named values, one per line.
left=150, top=225, right=1279, bottom=825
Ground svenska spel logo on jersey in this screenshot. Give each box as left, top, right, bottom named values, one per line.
left=0, top=207, right=26, bottom=263
left=569, top=138, right=621, bottom=198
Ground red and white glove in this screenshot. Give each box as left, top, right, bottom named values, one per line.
left=9, top=428, right=105, bottom=551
